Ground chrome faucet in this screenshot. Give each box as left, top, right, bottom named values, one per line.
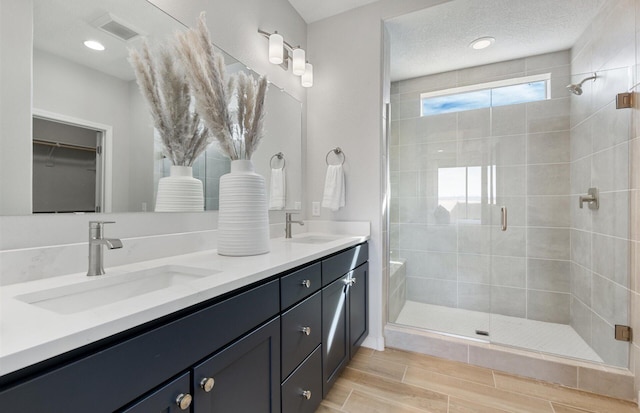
left=87, top=221, right=123, bottom=276
left=285, top=212, right=304, bottom=239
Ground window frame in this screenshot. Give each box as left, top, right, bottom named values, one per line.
left=420, top=73, right=551, bottom=117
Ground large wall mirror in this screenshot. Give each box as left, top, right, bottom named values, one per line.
left=4, top=0, right=302, bottom=215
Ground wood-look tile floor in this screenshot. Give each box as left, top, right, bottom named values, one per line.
left=316, top=347, right=638, bottom=413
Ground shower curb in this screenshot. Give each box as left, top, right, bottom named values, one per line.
left=384, top=323, right=635, bottom=402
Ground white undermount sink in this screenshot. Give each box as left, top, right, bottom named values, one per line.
left=15, top=265, right=221, bottom=315
left=287, top=235, right=343, bottom=244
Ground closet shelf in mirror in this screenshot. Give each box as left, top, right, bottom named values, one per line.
left=32, top=139, right=96, bottom=153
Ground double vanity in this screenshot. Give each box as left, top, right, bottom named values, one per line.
left=0, top=232, right=369, bottom=412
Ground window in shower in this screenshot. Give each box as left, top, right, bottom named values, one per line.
left=421, top=73, right=550, bottom=116
left=437, top=165, right=496, bottom=223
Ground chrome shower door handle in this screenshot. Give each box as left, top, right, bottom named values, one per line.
left=501, top=206, right=507, bottom=231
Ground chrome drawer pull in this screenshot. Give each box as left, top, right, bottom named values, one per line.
left=302, top=390, right=312, bottom=400
left=176, top=393, right=192, bottom=410
left=301, top=279, right=311, bottom=288
left=300, top=326, right=311, bottom=335
left=200, top=377, right=215, bottom=392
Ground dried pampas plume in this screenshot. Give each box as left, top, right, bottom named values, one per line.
left=176, top=12, right=268, bottom=160
left=175, top=12, right=238, bottom=159
left=234, top=71, right=268, bottom=160
left=129, top=41, right=210, bottom=166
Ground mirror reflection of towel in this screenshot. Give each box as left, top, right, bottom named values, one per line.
left=321, top=164, right=345, bottom=211
left=269, top=168, right=286, bottom=210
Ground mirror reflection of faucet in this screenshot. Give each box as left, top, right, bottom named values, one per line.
left=87, top=221, right=123, bottom=276
left=579, top=188, right=599, bottom=210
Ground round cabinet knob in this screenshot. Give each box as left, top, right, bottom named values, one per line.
left=300, top=326, right=311, bottom=336
left=301, top=279, right=311, bottom=288
left=200, top=377, right=215, bottom=393
left=351, top=277, right=357, bottom=285
left=302, top=390, right=312, bottom=400
left=176, top=393, right=192, bottom=410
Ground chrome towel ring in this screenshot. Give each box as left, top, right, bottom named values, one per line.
left=325, top=147, right=346, bottom=165
left=270, top=152, right=286, bottom=169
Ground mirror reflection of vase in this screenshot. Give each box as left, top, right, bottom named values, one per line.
left=217, top=160, right=270, bottom=256
left=155, top=166, right=204, bottom=212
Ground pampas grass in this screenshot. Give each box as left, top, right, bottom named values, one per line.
left=175, top=13, right=238, bottom=159
left=235, top=71, right=268, bottom=159
left=176, top=12, right=268, bottom=160
left=129, top=41, right=210, bottom=166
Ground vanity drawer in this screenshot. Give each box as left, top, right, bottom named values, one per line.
left=0, top=279, right=279, bottom=413
left=280, top=262, right=321, bottom=310
left=281, top=345, right=322, bottom=413
left=281, top=291, right=322, bottom=380
left=322, top=243, right=368, bottom=286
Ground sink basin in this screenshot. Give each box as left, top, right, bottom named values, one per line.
left=15, top=265, right=221, bottom=314
left=287, top=235, right=343, bottom=244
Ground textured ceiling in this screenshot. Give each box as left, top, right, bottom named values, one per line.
left=286, top=0, right=380, bottom=23
left=386, top=0, right=607, bottom=81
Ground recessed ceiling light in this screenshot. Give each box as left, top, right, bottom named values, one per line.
left=469, top=37, right=495, bottom=50
left=83, top=40, right=105, bottom=51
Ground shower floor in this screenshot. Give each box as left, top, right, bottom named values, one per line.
left=395, top=300, right=603, bottom=363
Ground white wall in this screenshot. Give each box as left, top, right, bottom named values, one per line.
left=0, top=0, right=32, bottom=215
left=305, top=0, right=450, bottom=349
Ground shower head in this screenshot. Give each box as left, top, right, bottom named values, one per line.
left=566, top=73, right=597, bottom=95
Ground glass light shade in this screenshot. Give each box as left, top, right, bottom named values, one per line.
left=268, top=33, right=284, bottom=64
left=301, top=63, right=313, bottom=87
left=292, top=48, right=306, bottom=76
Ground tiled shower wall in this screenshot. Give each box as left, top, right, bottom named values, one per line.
left=569, top=0, right=633, bottom=369
left=390, top=50, right=573, bottom=323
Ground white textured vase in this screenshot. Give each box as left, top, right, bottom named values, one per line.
left=217, top=160, right=270, bottom=256
left=155, top=166, right=204, bottom=212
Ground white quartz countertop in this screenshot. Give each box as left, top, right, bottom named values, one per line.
left=0, top=232, right=369, bottom=377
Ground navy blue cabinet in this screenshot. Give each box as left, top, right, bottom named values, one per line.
left=120, top=373, right=192, bottom=413
left=322, top=250, right=369, bottom=397
left=0, top=242, right=368, bottom=413
left=192, top=317, right=280, bottom=413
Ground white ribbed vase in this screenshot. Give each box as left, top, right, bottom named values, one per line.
left=155, top=166, right=204, bottom=212
left=217, top=160, right=270, bottom=256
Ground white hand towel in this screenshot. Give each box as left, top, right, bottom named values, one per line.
left=269, top=168, right=286, bottom=210
left=321, top=164, right=345, bottom=211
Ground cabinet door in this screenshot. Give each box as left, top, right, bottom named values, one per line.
left=281, top=346, right=322, bottom=413
left=119, top=372, right=191, bottom=413
left=192, top=317, right=280, bottom=413
left=349, top=263, right=368, bottom=357
left=322, top=274, right=349, bottom=397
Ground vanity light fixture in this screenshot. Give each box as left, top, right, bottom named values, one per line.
left=301, top=63, right=313, bottom=88
left=469, top=36, right=495, bottom=50
left=83, top=40, right=105, bottom=51
left=292, top=48, right=306, bottom=76
left=268, top=32, right=284, bottom=64
left=259, top=29, right=313, bottom=87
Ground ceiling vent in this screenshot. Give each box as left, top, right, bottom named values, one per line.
left=92, top=13, right=144, bottom=42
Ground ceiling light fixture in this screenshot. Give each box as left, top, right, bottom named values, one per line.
left=83, top=40, right=105, bottom=51
left=469, top=37, right=495, bottom=50
left=259, top=29, right=313, bottom=87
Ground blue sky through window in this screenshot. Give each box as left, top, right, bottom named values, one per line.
left=421, top=77, right=548, bottom=116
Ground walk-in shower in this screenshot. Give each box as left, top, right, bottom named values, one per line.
left=388, top=50, right=631, bottom=368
